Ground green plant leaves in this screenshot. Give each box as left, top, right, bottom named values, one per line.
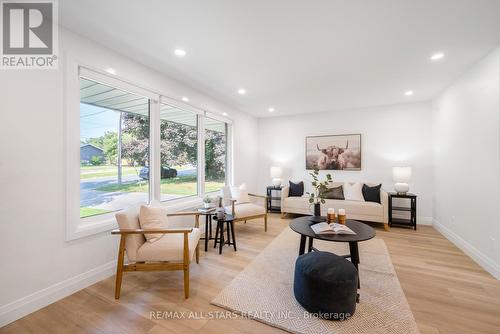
left=309, top=169, right=334, bottom=203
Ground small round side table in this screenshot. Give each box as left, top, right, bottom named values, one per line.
left=213, top=214, right=237, bottom=254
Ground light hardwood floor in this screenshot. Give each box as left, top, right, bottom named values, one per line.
left=2, top=214, right=499, bottom=334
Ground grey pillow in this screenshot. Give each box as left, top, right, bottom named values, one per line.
left=324, top=185, right=345, bottom=200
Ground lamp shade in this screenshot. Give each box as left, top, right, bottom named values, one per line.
left=270, top=166, right=283, bottom=178
left=392, top=167, right=412, bottom=182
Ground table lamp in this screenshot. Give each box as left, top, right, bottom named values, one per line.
left=393, top=166, right=412, bottom=194
left=270, top=166, right=283, bottom=187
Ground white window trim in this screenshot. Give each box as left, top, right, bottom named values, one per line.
left=65, top=56, right=233, bottom=241
left=197, top=115, right=206, bottom=196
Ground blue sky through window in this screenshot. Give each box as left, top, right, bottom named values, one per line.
left=80, top=103, right=120, bottom=142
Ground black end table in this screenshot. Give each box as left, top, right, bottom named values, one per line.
left=266, top=186, right=282, bottom=213
left=289, top=217, right=375, bottom=298
left=196, top=208, right=216, bottom=251
left=213, top=214, right=237, bottom=254
left=388, top=192, right=417, bottom=230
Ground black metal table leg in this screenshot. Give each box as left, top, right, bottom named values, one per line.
left=298, top=235, right=306, bottom=255
left=214, top=220, right=220, bottom=249
left=229, top=221, right=237, bottom=251
left=219, top=221, right=224, bottom=254
left=349, top=241, right=360, bottom=289
left=413, top=197, right=417, bottom=230
left=226, top=221, right=231, bottom=245
left=209, top=215, right=213, bottom=238
left=307, top=237, right=314, bottom=253
left=388, top=195, right=393, bottom=227
left=204, top=215, right=209, bottom=251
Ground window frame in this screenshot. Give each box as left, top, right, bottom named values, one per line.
left=158, top=97, right=204, bottom=202
left=203, top=114, right=231, bottom=193
left=65, top=60, right=232, bottom=241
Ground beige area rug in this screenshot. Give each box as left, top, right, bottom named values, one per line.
left=211, top=227, right=419, bottom=334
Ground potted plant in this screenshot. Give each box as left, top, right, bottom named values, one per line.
left=203, top=195, right=212, bottom=208
left=306, top=167, right=333, bottom=221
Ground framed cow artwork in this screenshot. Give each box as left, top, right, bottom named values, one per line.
left=305, top=134, right=362, bottom=170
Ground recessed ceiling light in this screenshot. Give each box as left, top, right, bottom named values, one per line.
left=181, top=96, right=189, bottom=102
left=237, top=88, right=246, bottom=95
left=430, top=52, right=445, bottom=61
left=106, top=68, right=116, bottom=75
left=174, top=49, right=186, bottom=58
left=404, top=90, right=414, bottom=96
left=222, top=112, right=228, bottom=116
left=268, top=107, right=275, bottom=112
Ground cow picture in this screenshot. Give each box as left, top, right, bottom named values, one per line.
left=306, top=134, right=361, bottom=170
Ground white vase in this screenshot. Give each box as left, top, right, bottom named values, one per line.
left=204, top=202, right=211, bottom=208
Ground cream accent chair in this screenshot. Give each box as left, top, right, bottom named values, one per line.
left=112, top=208, right=201, bottom=299
left=220, top=186, right=269, bottom=231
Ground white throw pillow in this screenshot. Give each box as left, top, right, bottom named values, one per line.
left=230, top=183, right=251, bottom=204
left=138, top=205, right=168, bottom=242
left=343, top=182, right=365, bottom=201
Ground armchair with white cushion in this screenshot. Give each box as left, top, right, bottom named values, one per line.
left=220, top=184, right=269, bottom=231
left=112, top=207, right=201, bottom=299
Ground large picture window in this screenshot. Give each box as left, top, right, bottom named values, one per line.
left=204, top=117, right=227, bottom=192
left=79, top=77, right=150, bottom=218
left=160, top=104, right=198, bottom=201
left=73, top=67, right=232, bottom=225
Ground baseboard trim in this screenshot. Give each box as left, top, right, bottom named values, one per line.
left=433, top=219, right=500, bottom=280
left=0, top=260, right=117, bottom=328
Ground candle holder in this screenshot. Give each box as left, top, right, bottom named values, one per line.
left=327, top=212, right=336, bottom=223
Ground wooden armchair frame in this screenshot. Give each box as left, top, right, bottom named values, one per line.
left=111, top=212, right=200, bottom=299
left=229, top=193, right=269, bottom=231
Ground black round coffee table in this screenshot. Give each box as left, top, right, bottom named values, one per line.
left=289, top=217, right=375, bottom=291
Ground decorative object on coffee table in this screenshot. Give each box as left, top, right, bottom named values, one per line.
left=294, top=251, right=358, bottom=318
left=266, top=185, right=282, bottom=213
left=270, top=166, right=283, bottom=187
left=213, top=214, right=236, bottom=254
left=338, top=209, right=346, bottom=224
left=393, top=166, right=412, bottom=195
left=327, top=208, right=336, bottom=223
left=388, top=192, right=417, bottom=230
left=306, top=167, right=332, bottom=222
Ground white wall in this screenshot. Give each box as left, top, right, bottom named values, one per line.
left=432, top=47, right=500, bottom=279
left=0, top=29, right=259, bottom=326
left=257, top=102, right=434, bottom=221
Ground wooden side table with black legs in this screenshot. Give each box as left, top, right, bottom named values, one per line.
left=388, top=192, right=417, bottom=230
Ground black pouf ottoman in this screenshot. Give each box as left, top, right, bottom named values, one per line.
left=294, top=251, right=358, bottom=320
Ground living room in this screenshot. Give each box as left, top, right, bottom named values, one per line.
left=0, top=1, right=499, bottom=333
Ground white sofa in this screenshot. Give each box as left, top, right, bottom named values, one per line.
left=281, top=182, right=389, bottom=230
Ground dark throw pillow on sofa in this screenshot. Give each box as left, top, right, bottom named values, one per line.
left=289, top=181, right=304, bottom=197
left=362, top=184, right=382, bottom=203
left=325, top=185, right=345, bottom=200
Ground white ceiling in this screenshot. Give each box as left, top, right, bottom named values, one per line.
left=60, top=0, right=500, bottom=117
